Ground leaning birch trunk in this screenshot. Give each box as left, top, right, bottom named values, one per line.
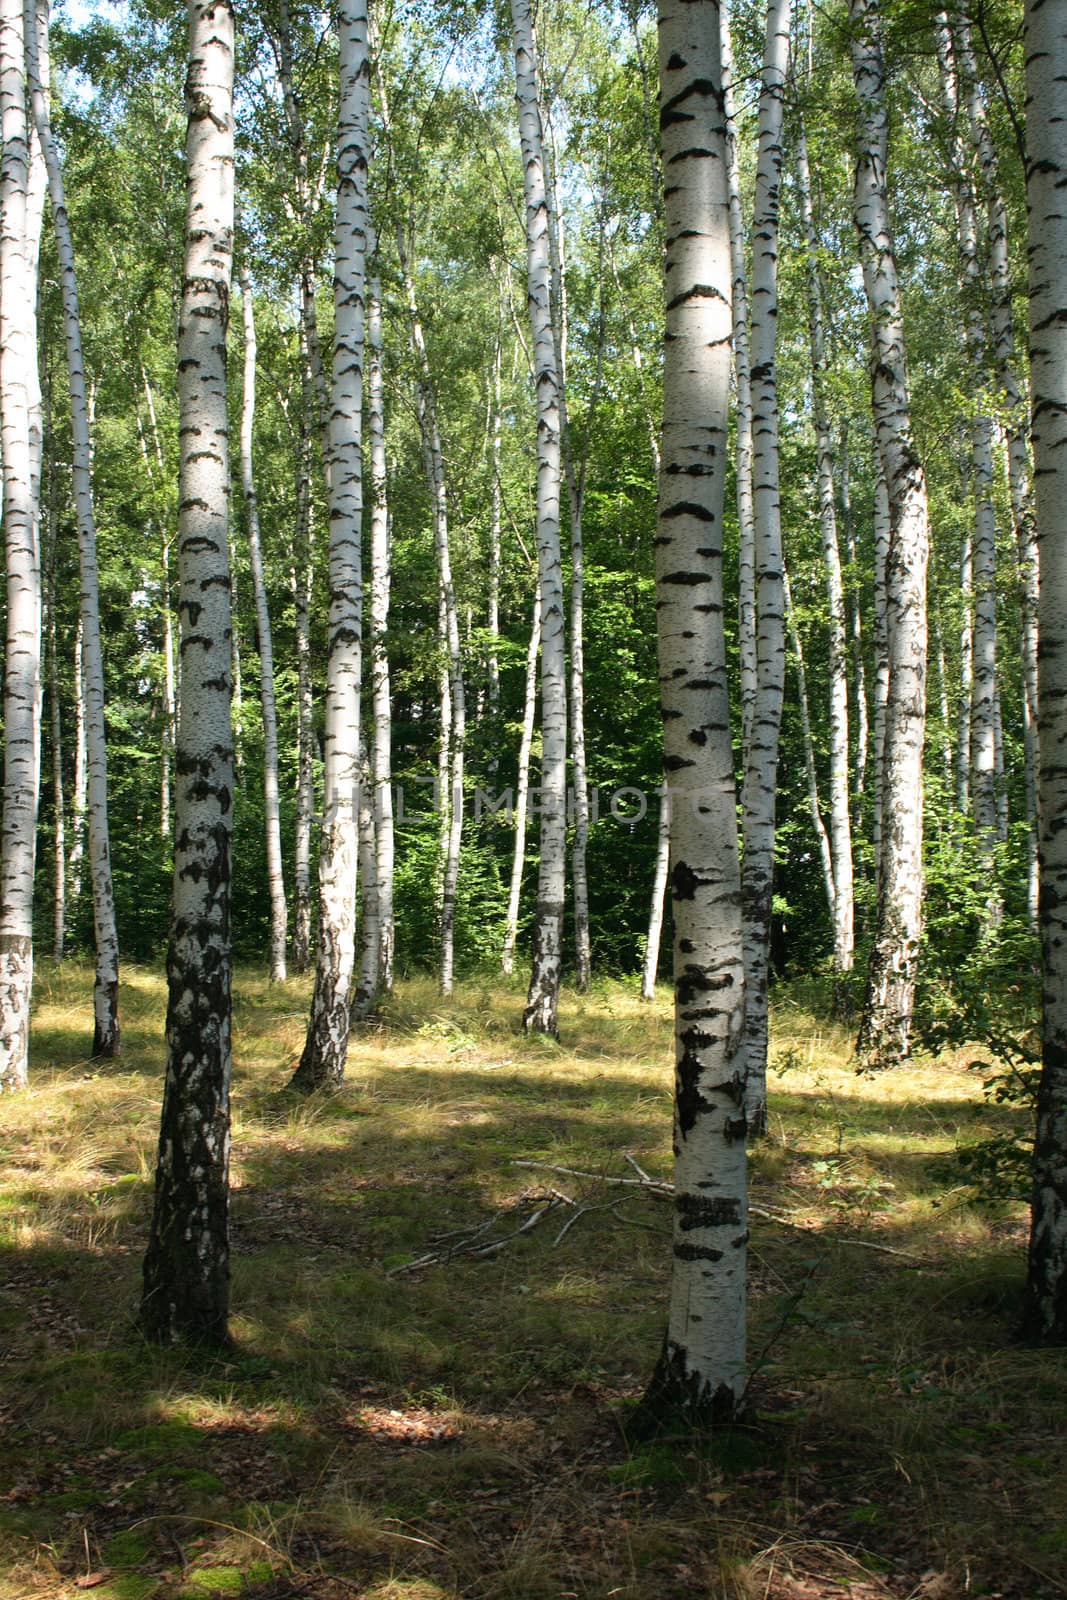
left=0, top=0, right=42, bottom=1093
left=721, top=11, right=756, bottom=753
left=511, top=0, right=567, bottom=1037
left=1023, top=0, right=1067, bottom=1345
left=367, top=233, right=394, bottom=991
left=140, top=0, right=235, bottom=1342
left=839, top=428, right=870, bottom=828
left=501, top=582, right=541, bottom=978
left=636, top=0, right=747, bottom=1430
left=28, top=0, right=120, bottom=1054
left=740, top=0, right=789, bottom=1133
left=851, top=0, right=930, bottom=1066
left=237, top=271, right=287, bottom=982
left=796, top=107, right=854, bottom=975
left=640, top=785, right=670, bottom=1003
left=291, top=0, right=368, bottom=1090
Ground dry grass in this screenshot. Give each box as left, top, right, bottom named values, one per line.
left=1, top=963, right=1064, bottom=1600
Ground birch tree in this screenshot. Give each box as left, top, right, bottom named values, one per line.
left=1023, top=0, right=1067, bottom=1345
left=28, top=0, right=121, bottom=1055
left=367, top=231, right=394, bottom=992
left=140, top=0, right=235, bottom=1342
left=291, top=0, right=369, bottom=1090
left=237, top=270, right=287, bottom=982
left=511, top=0, right=568, bottom=1038
left=637, top=0, right=747, bottom=1429
left=740, top=0, right=789, bottom=1132
left=851, top=0, right=930, bottom=1066
left=0, top=0, right=42, bottom=1093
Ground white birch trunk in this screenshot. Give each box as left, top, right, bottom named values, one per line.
left=292, top=0, right=369, bottom=1089
left=353, top=735, right=379, bottom=1019
left=45, top=452, right=64, bottom=963
left=237, top=271, right=287, bottom=982
left=796, top=107, right=854, bottom=974
left=69, top=616, right=86, bottom=902
left=851, top=0, right=930, bottom=1065
left=367, top=234, right=394, bottom=992
left=0, top=0, right=42, bottom=1093
left=740, top=0, right=790, bottom=1132
left=936, top=16, right=998, bottom=866
left=501, top=582, right=541, bottom=978
left=954, top=6, right=1039, bottom=919
left=721, top=12, right=756, bottom=754
left=28, top=0, right=120, bottom=1054
left=511, top=0, right=567, bottom=1037
left=839, top=428, right=870, bottom=825
left=140, top=0, right=235, bottom=1341
left=641, top=785, right=671, bottom=1002
left=637, top=0, right=747, bottom=1429
left=957, top=529, right=973, bottom=814
left=292, top=314, right=315, bottom=973
left=870, top=466, right=890, bottom=890
left=1023, top=0, right=1067, bottom=1344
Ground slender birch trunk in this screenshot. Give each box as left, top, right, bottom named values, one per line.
left=839, top=427, right=869, bottom=827
left=511, top=0, right=567, bottom=1037
left=722, top=12, right=756, bottom=753
left=371, top=37, right=465, bottom=996
left=954, top=6, right=1039, bottom=919
left=956, top=528, right=973, bottom=814
left=796, top=106, right=854, bottom=974
left=291, top=0, right=369, bottom=1090
left=936, top=16, right=998, bottom=870
left=502, top=582, right=541, bottom=978
left=637, top=0, right=747, bottom=1429
left=0, top=0, right=42, bottom=1092
left=28, top=0, right=120, bottom=1053
left=45, top=444, right=64, bottom=963
left=641, top=785, right=670, bottom=1002
left=784, top=566, right=835, bottom=927
left=487, top=337, right=503, bottom=739
left=291, top=316, right=315, bottom=973
left=1023, top=0, right=1067, bottom=1345
left=69, top=617, right=86, bottom=902
left=545, top=136, right=592, bottom=993
left=367, top=232, right=394, bottom=991
left=851, top=0, right=930, bottom=1065
left=139, top=374, right=176, bottom=839
left=870, top=466, right=890, bottom=889
left=236, top=272, right=287, bottom=982
left=140, top=0, right=235, bottom=1341
left=353, top=734, right=379, bottom=1019
left=740, top=0, right=790, bottom=1132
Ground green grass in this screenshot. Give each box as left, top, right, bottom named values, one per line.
left=1, top=962, right=1064, bottom=1600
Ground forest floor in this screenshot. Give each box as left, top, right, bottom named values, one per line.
left=1, top=965, right=1064, bottom=1600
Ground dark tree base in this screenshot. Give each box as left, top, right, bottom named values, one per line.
left=627, top=1338, right=748, bottom=1442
